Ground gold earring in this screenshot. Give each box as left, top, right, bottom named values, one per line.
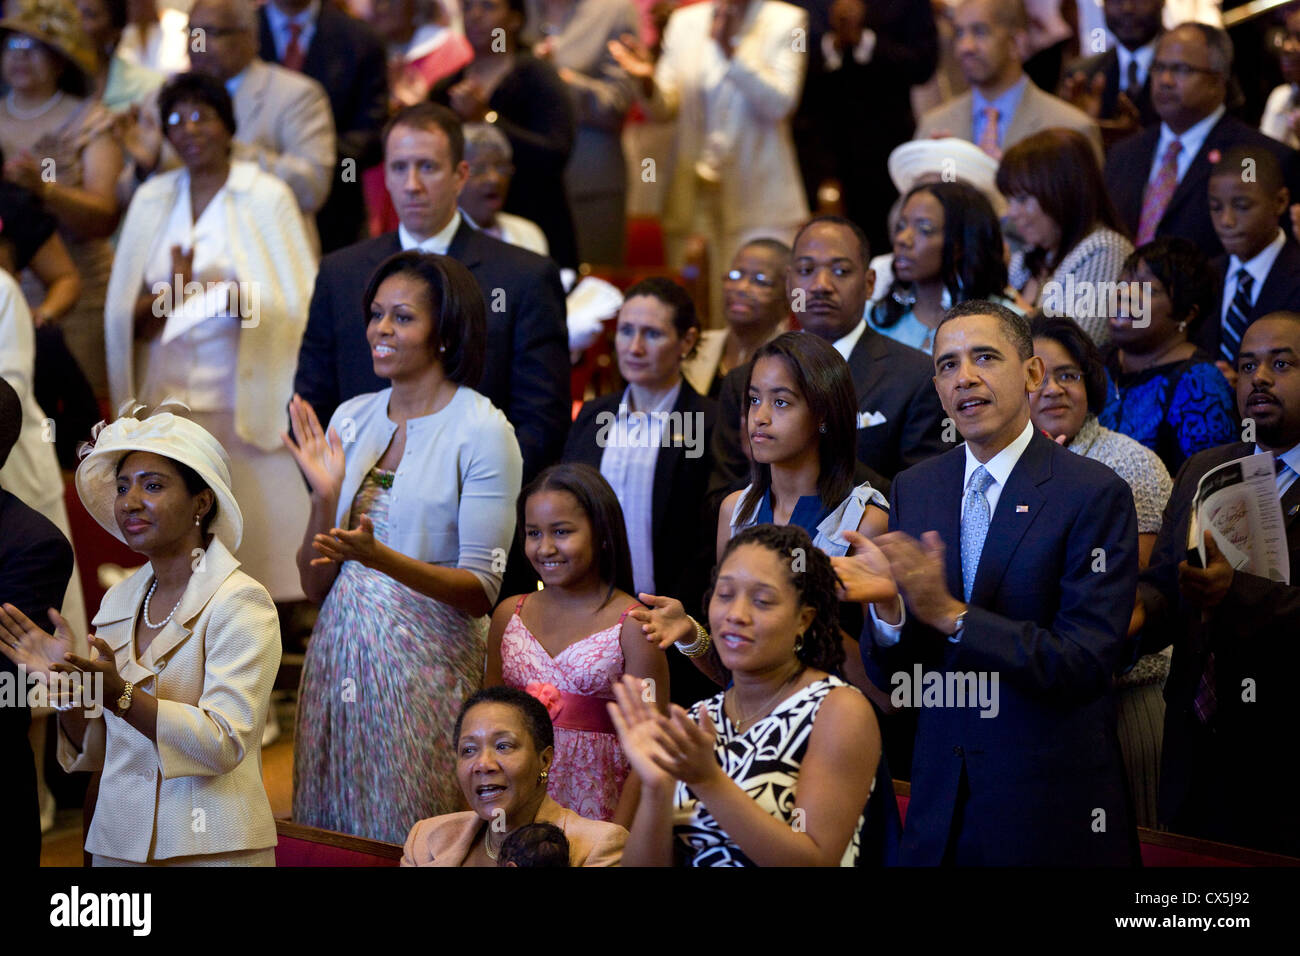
left=794, top=632, right=804, bottom=653
left=539, top=770, right=548, bottom=783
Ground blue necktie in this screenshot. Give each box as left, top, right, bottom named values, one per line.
left=961, top=466, right=995, bottom=602
left=1221, top=269, right=1254, bottom=363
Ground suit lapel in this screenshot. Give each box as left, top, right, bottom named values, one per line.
left=651, top=386, right=700, bottom=534
left=1161, top=116, right=1226, bottom=229
left=970, top=432, right=1050, bottom=606
left=1256, top=241, right=1300, bottom=314
left=1005, top=84, right=1039, bottom=145
left=447, top=219, right=484, bottom=269
left=237, top=60, right=270, bottom=130
left=932, top=450, right=965, bottom=601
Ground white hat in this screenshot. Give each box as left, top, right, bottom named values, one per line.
left=888, top=138, right=1006, bottom=214
left=75, top=411, right=244, bottom=550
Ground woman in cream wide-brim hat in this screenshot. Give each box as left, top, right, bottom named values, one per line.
left=0, top=410, right=283, bottom=866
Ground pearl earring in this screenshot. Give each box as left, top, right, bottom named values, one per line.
left=194, top=515, right=202, bottom=526
left=818, top=423, right=827, bottom=434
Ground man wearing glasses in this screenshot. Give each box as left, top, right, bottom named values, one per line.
left=1104, top=21, right=1300, bottom=257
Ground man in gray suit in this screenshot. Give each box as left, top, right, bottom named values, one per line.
left=123, top=0, right=336, bottom=246
left=915, top=0, right=1102, bottom=163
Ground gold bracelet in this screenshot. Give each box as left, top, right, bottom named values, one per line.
left=675, top=617, right=712, bottom=659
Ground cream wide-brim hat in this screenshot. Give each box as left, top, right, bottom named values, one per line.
left=887, top=138, right=1006, bottom=216
left=75, top=411, right=244, bottom=550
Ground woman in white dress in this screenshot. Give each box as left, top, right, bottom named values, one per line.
left=104, top=71, right=315, bottom=602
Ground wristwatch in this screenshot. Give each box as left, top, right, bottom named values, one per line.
left=947, top=608, right=969, bottom=641
left=115, top=681, right=134, bottom=717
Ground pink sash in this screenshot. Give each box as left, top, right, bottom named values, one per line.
left=552, top=690, right=616, bottom=735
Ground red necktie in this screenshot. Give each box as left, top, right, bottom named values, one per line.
left=1136, top=139, right=1182, bottom=245
left=284, top=23, right=305, bottom=71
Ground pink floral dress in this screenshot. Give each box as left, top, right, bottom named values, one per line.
left=501, top=594, right=638, bottom=822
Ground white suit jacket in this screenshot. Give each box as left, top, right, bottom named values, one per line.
left=105, top=161, right=318, bottom=452
left=58, top=538, right=281, bottom=862
left=915, top=81, right=1103, bottom=165
left=649, top=0, right=810, bottom=236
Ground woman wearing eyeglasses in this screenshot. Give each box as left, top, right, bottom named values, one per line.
left=680, top=239, right=792, bottom=401
left=103, top=70, right=316, bottom=607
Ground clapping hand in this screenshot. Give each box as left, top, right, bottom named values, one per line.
left=608, top=675, right=720, bottom=789
left=448, top=78, right=489, bottom=122
left=310, top=514, right=382, bottom=568
left=113, top=103, right=163, bottom=173
left=630, top=593, right=693, bottom=650
left=875, top=530, right=966, bottom=632
left=830, top=530, right=898, bottom=605
left=607, top=32, right=654, bottom=81
left=0, top=605, right=76, bottom=681
left=282, top=394, right=345, bottom=504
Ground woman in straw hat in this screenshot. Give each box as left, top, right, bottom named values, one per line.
left=0, top=409, right=282, bottom=866
left=0, top=0, right=123, bottom=397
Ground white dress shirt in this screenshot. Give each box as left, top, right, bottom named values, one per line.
left=1256, top=442, right=1300, bottom=499
left=1150, top=104, right=1226, bottom=186
left=871, top=420, right=1037, bottom=645
left=1261, top=83, right=1300, bottom=148
left=820, top=29, right=877, bottom=71
left=1116, top=39, right=1157, bottom=93
left=399, top=210, right=462, bottom=254
left=832, top=317, right=869, bottom=361
left=1220, top=228, right=1287, bottom=325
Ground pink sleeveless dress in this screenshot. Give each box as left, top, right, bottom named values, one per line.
left=500, top=594, right=637, bottom=822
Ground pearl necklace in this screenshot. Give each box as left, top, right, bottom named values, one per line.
left=5, top=89, right=64, bottom=120
left=143, top=578, right=184, bottom=630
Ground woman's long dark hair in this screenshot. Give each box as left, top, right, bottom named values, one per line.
left=735, top=332, right=857, bottom=526
left=872, top=181, right=1008, bottom=330
left=706, top=524, right=845, bottom=675
left=517, top=463, right=634, bottom=606
left=996, top=127, right=1125, bottom=280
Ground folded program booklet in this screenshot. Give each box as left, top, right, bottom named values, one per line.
left=1187, top=452, right=1290, bottom=584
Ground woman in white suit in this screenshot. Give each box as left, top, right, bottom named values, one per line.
left=104, top=70, right=316, bottom=603
left=0, top=410, right=281, bottom=866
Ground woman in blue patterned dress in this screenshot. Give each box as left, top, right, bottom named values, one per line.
left=283, top=251, right=523, bottom=843
left=610, top=524, right=880, bottom=866
left=1101, top=238, right=1238, bottom=476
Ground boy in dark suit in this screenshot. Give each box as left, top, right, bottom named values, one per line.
left=849, top=300, right=1140, bottom=865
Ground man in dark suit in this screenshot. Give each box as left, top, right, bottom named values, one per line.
left=1105, top=22, right=1300, bottom=258
left=1201, top=146, right=1300, bottom=365
left=1061, top=0, right=1162, bottom=130
left=856, top=300, right=1139, bottom=865
left=0, top=379, right=74, bottom=866
left=1137, top=312, right=1300, bottom=857
left=292, top=102, right=570, bottom=485
left=257, top=0, right=388, bottom=252
left=792, top=0, right=939, bottom=254
left=708, top=216, right=947, bottom=508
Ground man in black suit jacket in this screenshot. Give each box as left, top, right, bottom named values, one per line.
left=0, top=380, right=74, bottom=866
left=1200, top=147, right=1300, bottom=363
left=708, top=216, right=946, bottom=508
left=1061, top=0, right=1161, bottom=129
left=1104, top=23, right=1300, bottom=258
left=292, top=103, right=570, bottom=484
left=854, top=300, right=1139, bottom=865
left=258, top=0, right=388, bottom=252
left=1137, top=313, right=1300, bottom=857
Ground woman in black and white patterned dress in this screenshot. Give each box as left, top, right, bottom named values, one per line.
left=608, top=524, right=881, bottom=866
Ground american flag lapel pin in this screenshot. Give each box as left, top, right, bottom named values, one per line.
left=1016, top=504, right=1029, bottom=513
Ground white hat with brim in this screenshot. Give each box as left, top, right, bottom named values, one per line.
left=75, top=412, right=244, bottom=551
left=888, top=138, right=1006, bottom=215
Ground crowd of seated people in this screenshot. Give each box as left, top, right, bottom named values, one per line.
left=3, top=0, right=1300, bottom=868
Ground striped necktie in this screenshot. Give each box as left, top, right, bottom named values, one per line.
left=977, top=106, right=1001, bottom=158
left=1137, top=139, right=1181, bottom=244
left=1220, top=269, right=1254, bottom=363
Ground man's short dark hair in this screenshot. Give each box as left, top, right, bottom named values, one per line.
left=158, top=71, right=237, bottom=136
left=937, top=299, right=1034, bottom=360
left=0, top=377, right=21, bottom=470
left=383, top=102, right=465, bottom=165
left=792, top=215, right=871, bottom=266
left=1210, top=145, right=1286, bottom=195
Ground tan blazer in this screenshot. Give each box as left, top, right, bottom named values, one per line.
left=401, top=795, right=627, bottom=867
left=915, top=80, right=1103, bottom=165
left=58, top=539, right=281, bottom=863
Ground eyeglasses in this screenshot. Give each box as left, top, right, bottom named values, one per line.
left=166, top=108, right=217, bottom=128
left=1150, top=60, right=1221, bottom=79
left=467, top=161, right=514, bottom=179
left=4, top=35, right=39, bottom=52
left=1040, top=368, right=1084, bottom=388
left=725, top=268, right=778, bottom=288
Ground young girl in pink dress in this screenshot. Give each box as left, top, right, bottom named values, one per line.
left=486, top=464, right=670, bottom=827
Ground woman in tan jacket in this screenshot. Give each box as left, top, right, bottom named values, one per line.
left=402, top=686, right=626, bottom=866
left=0, top=410, right=281, bottom=865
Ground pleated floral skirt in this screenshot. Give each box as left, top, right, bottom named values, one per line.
left=292, top=469, right=487, bottom=844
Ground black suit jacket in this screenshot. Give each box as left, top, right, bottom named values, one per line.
left=1104, top=115, right=1300, bottom=259
left=1199, top=239, right=1300, bottom=359
left=258, top=4, right=388, bottom=251
left=0, top=488, right=74, bottom=867
left=563, top=383, right=721, bottom=707
left=707, top=327, right=947, bottom=510
left=1063, top=47, right=1158, bottom=128
left=291, top=221, right=571, bottom=481
left=1138, top=442, right=1300, bottom=856
left=867, top=432, right=1140, bottom=865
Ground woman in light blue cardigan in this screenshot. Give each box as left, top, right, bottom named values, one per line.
left=283, top=250, right=523, bottom=843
